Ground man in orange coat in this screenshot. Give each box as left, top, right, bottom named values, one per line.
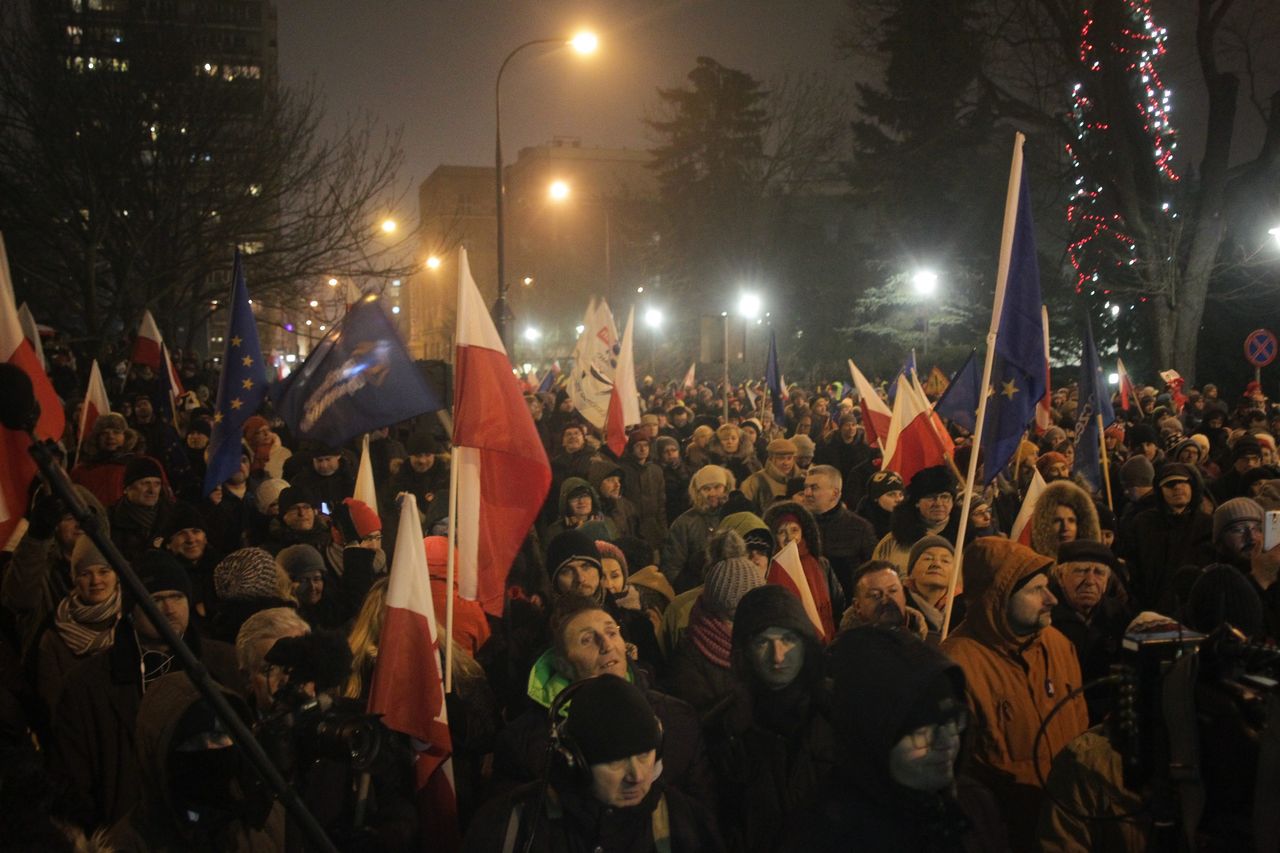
left=942, top=537, right=1088, bottom=849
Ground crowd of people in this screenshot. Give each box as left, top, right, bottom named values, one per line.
left=1, top=345, right=1278, bottom=852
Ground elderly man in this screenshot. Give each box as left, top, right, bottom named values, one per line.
left=814, top=413, right=878, bottom=510
left=662, top=464, right=734, bottom=592
left=871, top=465, right=960, bottom=574
left=741, top=438, right=798, bottom=514
left=109, top=456, right=175, bottom=563
left=802, top=464, right=876, bottom=597
left=234, top=606, right=311, bottom=716
left=941, top=538, right=1088, bottom=850
left=288, top=443, right=354, bottom=514
left=1048, top=540, right=1130, bottom=722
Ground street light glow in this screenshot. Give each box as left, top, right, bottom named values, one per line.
left=426, top=255, right=442, bottom=270
left=380, top=218, right=397, bottom=234
left=738, top=292, right=762, bottom=319
left=309, top=299, right=318, bottom=307
left=569, top=31, right=599, bottom=55
left=523, top=326, right=542, bottom=342
left=391, top=306, right=400, bottom=315
left=1271, top=225, right=1280, bottom=248
left=644, top=307, right=664, bottom=329
left=523, top=276, right=534, bottom=286
left=912, top=269, right=939, bottom=297
left=548, top=180, right=570, bottom=202
left=575, top=324, right=586, bottom=336
left=327, top=277, right=338, bottom=287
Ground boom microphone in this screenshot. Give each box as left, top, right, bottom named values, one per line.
left=0, top=363, right=40, bottom=432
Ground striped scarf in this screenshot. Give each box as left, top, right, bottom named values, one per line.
left=53, top=589, right=121, bottom=656
left=686, top=599, right=733, bottom=669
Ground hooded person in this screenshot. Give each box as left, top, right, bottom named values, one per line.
left=546, top=476, right=619, bottom=542
left=588, top=458, right=642, bottom=540
left=620, top=429, right=669, bottom=551
left=417, top=535, right=493, bottom=656
left=940, top=537, right=1088, bottom=849
left=70, top=411, right=144, bottom=508
left=470, top=674, right=723, bottom=853
left=106, top=672, right=283, bottom=851
left=872, top=465, right=961, bottom=574
left=663, top=529, right=766, bottom=716
left=1028, top=480, right=1102, bottom=561
left=763, top=500, right=842, bottom=641
left=854, top=470, right=905, bottom=540
left=711, top=586, right=834, bottom=853
left=662, top=464, right=735, bottom=593
left=240, top=414, right=291, bottom=481
left=1118, top=462, right=1215, bottom=611
left=781, top=626, right=1009, bottom=853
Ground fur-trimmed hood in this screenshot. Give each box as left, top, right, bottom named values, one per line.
left=1028, top=479, right=1101, bottom=559
left=78, top=416, right=141, bottom=463
left=763, top=499, right=823, bottom=559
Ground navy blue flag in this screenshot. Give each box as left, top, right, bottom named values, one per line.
left=536, top=369, right=556, bottom=394
left=1073, top=315, right=1116, bottom=491
left=275, top=294, right=443, bottom=447
left=204, top=252, right=269, bottom=495
left=764, top=330, right=786, bottom=426
left=934, top=350, right=981, bottom=433
left=978, top=155, right=1047, bottom=483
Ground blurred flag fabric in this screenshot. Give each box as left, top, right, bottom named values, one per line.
left=354, top=433, right=378, bottom=513
left=203, top=253, right=268, bottom=495
left=130, top=309, right=185, bottom=424
left=567, top=298, right=618, bottom=429
left=1117, top=358, right=1137, bottom=411
left=977, top=138, right=1047, bottom=484
left=452, top=247, right=552, bottom=616
left=1009, top=469, right=1048, bottom=545
left=681, top=361, right=696, bottom=389
left=764, top=330, right=787, bottom=427
left=17, top=303, right=46, bottom=370
left=0, top=234, right=64, bottom=533
left=275, top=295, right=442, bottom=448
left=605, top=307, right=641, bottom=456
left=934, top=350, right=981, bottom=434
left=77, top=360, right=111, bottom=453
left=881, top=369, right=953, bottom=487
left=1035, top=305, right=1053, bottom=434
left=369, top=494, right=459, bottom=850
left=848, top=357, right=891, bottom=450
left=1073, top=316, right=1116, bottom=492
left=766, top=541, right=826, bottom=641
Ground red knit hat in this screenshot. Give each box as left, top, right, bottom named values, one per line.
left=342, top=497, right=381, bottom=538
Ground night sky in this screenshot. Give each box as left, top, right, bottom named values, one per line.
left=275, top=0, right=862, bottom=212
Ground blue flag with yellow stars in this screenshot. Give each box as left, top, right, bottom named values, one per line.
left=978, top=156, right=1047, bottom=483
left=203, top=252, right=268, bottom=495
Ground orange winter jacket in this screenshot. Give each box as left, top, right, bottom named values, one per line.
left=942, top=537, right=1089, bottom=848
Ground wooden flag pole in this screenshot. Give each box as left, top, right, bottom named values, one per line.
left=1098, top=413, right=1115, bottom=511
left=443, top=444, right=460, bottom=693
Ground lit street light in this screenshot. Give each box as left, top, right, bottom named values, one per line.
left=548, top=180, right=571, bottom=202
left=644, top=307, right=664, bottom=329
left=381, top=218, right=397, bottom=234
left=523, top=326, right=542, bottom=342
left=738, top=292, right=762, bottom=320
left=494, top=29, right=599, bottom=353
left=912, top=269, right=939, bottom=297
left=644, top=307, right=664, bottom=376
left=1270, top=225, right=1280, bottom=248
left=426, top=255, right=442, bottom=270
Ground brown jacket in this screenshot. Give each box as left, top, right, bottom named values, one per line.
left=942, top=537, right=1089, bottom=848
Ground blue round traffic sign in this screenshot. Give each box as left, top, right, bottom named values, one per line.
left=1245, top=329, right=1278, bottom=367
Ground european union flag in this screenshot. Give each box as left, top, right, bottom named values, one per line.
left=275, top=294, right=443, bottom=447
left=934, top=349, right=980, bottom=433
left=204, top=252, right=269, bottom=495
left=1073, top=315, right=1116, bottom=492
left=764, top=329, right=786, bottom=426
left=978, top=153, right=1047, bottom=483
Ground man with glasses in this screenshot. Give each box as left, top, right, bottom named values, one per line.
left=942, top=537, right=1088, bottom=849
left=1210, top=497, right=1280, bottom=637
left=801, top=464, right=876, bottom=597
left=871, top=465, right=960, bottom=575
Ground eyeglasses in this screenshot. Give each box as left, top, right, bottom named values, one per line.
left=919, top=493, right=954, bottom=503
left=1223, top=521, right=1261, bottom=537
left=902, top=707, right=970, bottom=750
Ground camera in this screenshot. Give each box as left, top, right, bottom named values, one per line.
left=255, top=688, right=386, bottom=773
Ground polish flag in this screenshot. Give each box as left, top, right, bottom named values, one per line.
left=849, top=358, right=891, bottom=450
left=1035, top=305, right=1053, bottom=434
left=452, top=247, right=551, bottom=616
left=369, top=494, right=458, bottom=849
left=0, top=235, right=65, bottom=529
left=681, top=361, right=696, bottom=390
left=605, top=307, right=641, bottom=456
left=354, top=433, right=378, bottom=514
left=77, top=360, right=111, bottom=453
left=766, top=540, right=826, bottom=640
left=1009, top=469, right=1047, bottom=546
left=881, top=372, right=953, bottom=487
left=130, top=309, right=164, bottom=371
left=1117, top=358, right=1136, bottom=412
left=17, top=303, right=47, bottom=370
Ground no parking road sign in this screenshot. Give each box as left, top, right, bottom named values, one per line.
left=1245, top=329, right=1277, bottom=368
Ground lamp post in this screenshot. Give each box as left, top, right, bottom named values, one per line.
left=493, top=31, right=598, bottom=353
left=644, top=306, right=663, bottom=377
left=911, top=269, right=939, bottom=356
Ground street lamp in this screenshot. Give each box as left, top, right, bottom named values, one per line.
left=644, top=307, right=663, bottom=376
left=548, top=180, right=571, bottom=202
left=738, top=292, right=762, bottom=320
left=425, top=255, right=442, bottom=270
left=494, top=30, right=598, bottom=353
left=523, top=326, right=542, bottom=342
left=1270, top=225, right=1280, bottom=248
left=912, top=269, right=939, bottom=297
left=380, top=218, right=397, bottom=234
left=644, top=307, right=664, bottom=329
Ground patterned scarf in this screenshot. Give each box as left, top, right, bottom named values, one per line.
left=53, top=589, right=121, bottom=656
left=686, top=599, right=733, bottom=669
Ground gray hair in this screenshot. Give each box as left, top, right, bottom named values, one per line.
left=806, top=464, right=843, bottom=493
left=235, top=607, right=311, bottom=674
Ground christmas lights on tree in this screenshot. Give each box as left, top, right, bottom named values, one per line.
left=1065, top=0, right=1179, bottom=297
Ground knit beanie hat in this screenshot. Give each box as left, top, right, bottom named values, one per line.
left=1189, top=433, right=1211, bottom=457
left=123, top=456, right=165, bottom=487
left=1119, top=456, right=1155, bottom=488
left=241, top=415, right=269, bottom=440
left=653, top=436, right=679, bottom=457
left=546, top=530, right=603, bottom=578
left=342, top=498, right=381, bottom=537
left=96, top=412, right=128, bottom=433
left=690, top=464, right=731, bottom=492
left=214, top=547, right=281, bottom=601
left=1128, top=424, right=1158, bottom=448
left=161, top=502, right=207, bottom=541
left=276, top=486, right=317, bottom=514
left=791, top=434, right=816, bottom=459
left=718, top=511, right=774, bottom=555
left=595, top=539, right=628, bottom=575
left=277, top=544, right=326, bottom=580
left=701, top=529, right=765, bottom=618
left=134, top=550, right=192, bottom=600
left=731, top=584, right=818, bottom=653
left=406, top=432, right=438, bottom=455
left=70, top=535, right=110, bottom=577
left=1035, top=452, right=1068, bottom=479
left=866, top=470, right=904, bottom=501
left=563, top=676, right=661, bottom=766
left=187, top=419, right=212, bottom=437
left=905, top=465, right=955, bottom=502
left=255, top=478, right=290, bottom=511
left=1212, top=496, right=1265, bottom=542
left=906, top=535, right=953, bottom=576
left=1185, top=564, right=1264, bottom=638
left=1233, top=435, right=1263, bottom=462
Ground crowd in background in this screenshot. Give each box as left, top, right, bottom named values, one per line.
left=0, top=342, right=1277, bottom=852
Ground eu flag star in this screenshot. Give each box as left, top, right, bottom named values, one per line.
left=230, top=398, right=243, bottom=410
left=230, top=336, right=242, bottom=347
left=242, top=378, right=254, bottom=390
left=1002, top=379, right=1020, bottom=399
left=241, top=356, right=253, bottom=367
left=213, top=411, right=223, bottom=424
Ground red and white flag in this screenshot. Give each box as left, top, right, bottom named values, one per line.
left=766, top=541, right=826, bottom=640
left=881, top=371, right=953, bottom=486
left=77, top=360, right=111, bottom=453
left=681, top=361, right=696, bottom=390
left=0, top=235, right=65, bottom=530
left=353, top=433, right=378, bottom=514
left=1035, top=305, right=1053, bottom=434
left=131, top=309, right=165, bottom=371
left=849, top=358, right=891, bottom=450
left=368, top=494, right=458, bottom=849
left=17, top=303, right=46, bottom=370
left=566, top=298, right=618, bottom=429
left=1009, top=469, right=1048, bottom=546
left=453, top=247, right=552, bottom=616
left=1116, top=358, right=1136, bottom=412
left=605, top=307, right=641, bottom=456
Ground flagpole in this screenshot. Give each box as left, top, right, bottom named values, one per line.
left=941, top=132, right=1026, bottom=644
left=443, top=436, right=460, bottom=694
left=1097, top=413, right=1114, bottom=510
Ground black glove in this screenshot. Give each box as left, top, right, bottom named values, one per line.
left=331, top=501, right=360, bottom=543
left=27, top=493, right=66, bottom=539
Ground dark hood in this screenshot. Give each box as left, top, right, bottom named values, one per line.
left=730, top=585, right=823, bottom=691
left=763, top=500, right=823, bottom=559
